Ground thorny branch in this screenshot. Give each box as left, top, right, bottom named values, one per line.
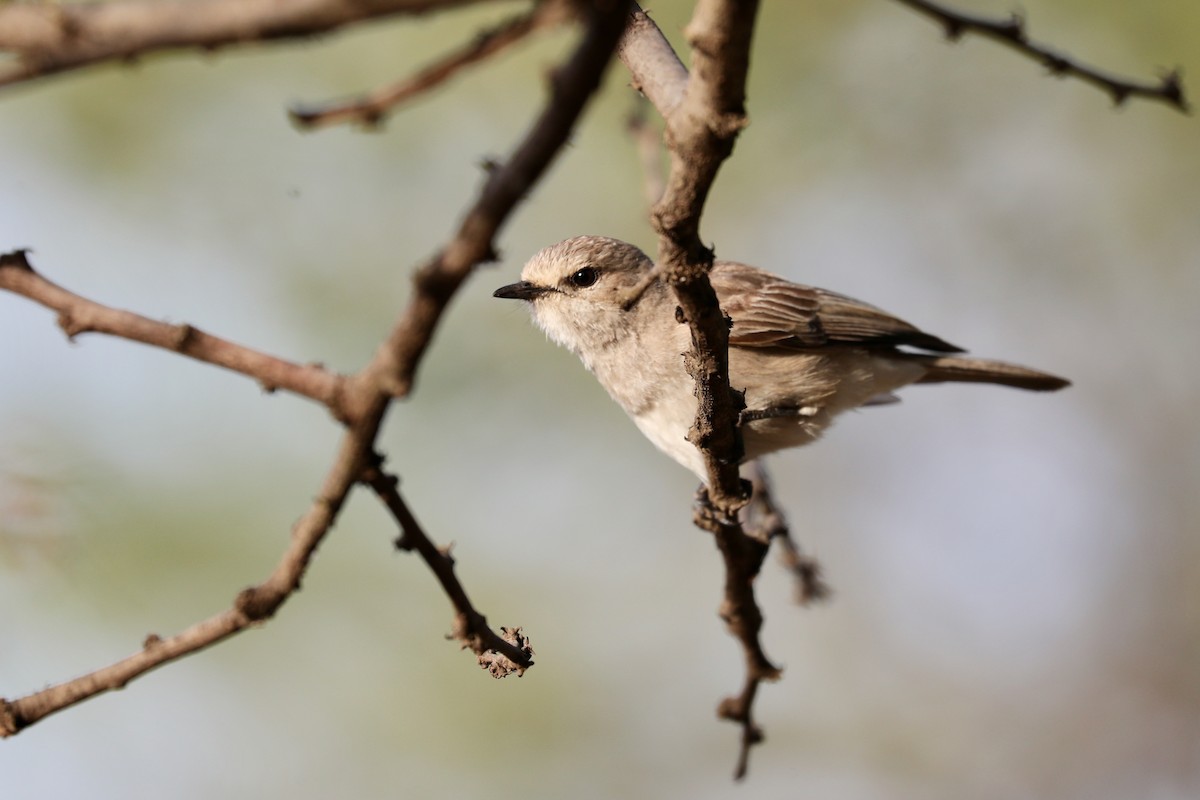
left=0, top=0, right=628, bottom=738
left=892, top=0, right=1189, bottom=112
left=291, top=1, right=574, bottom=130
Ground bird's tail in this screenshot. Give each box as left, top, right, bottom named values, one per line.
left=908, top=355, right=1070, bottom=392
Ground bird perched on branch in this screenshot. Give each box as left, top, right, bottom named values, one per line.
left=495, top=236, right=1069, bottom=480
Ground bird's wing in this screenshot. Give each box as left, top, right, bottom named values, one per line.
left=710, top=261, right=963, bottom=353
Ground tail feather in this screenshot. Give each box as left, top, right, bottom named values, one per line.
left=911, top=355, right=1070, bottom=392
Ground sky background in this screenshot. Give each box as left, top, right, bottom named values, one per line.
left=2, top=1, right=1198, bottom=797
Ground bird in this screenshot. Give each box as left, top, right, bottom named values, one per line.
left=494, top=235, right=1069, bottom=480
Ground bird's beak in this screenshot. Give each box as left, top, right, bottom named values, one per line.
left=493, top=281, right=550, bottom=301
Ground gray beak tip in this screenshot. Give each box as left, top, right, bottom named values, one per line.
left=493, top=281, right=547, bottom=301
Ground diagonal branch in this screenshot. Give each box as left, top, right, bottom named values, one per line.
left=1, top=0, right=628, bottom=738
left=291, top=0, right=573, bottom=130
left=891, top=0, right=1189, bottom=112
left=0, top=409, right=370, bottom=737
left=624, top=96, right=667, bottom=212
left=362, top=456, right=533, bottom=675
left=375, top=0, right=631, bottom=398
left=0, top=250, right=349, bottom=420
left=743, top=460, right=830, bottom=605
left=0, top=0, right=493, bottom=89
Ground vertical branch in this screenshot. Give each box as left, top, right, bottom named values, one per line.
left=618, top=2, right=779, bottom=778
left=653, top=0, right=760, bottom=515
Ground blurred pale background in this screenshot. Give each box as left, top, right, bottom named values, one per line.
left=2, top=1, right=1197, bottom=797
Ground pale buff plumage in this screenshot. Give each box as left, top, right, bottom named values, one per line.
left=495, top=236, right=1068, bottom=479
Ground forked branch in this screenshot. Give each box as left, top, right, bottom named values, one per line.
left=0, top=0, right=494, bottom=89
left=0, top=0, right=628, bottom=738
left=892, top=0, right=1189, bottom=112
left=291, top=1, right=573, bottom=130
left=617, top=2, right=779, bottom=778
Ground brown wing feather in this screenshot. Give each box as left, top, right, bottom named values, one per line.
left=711, top=262, right=963, bottom=354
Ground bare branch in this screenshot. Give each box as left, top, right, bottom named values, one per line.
left=377, top=0, right=631, bottom=398
left=0, top=0, right=627, bottom=735
left=0, top=250, right=350, bottom=420
left=291, top=1, right=572, bottom=130
left=624, top=96, right=666, bottom=208
left=619, top=2, right=779, bottom=778
left=696, top=494, right=781, bottom=780
left=616, top=5, right=689, bottom=115
left=0, top=0, right=492, bottom=89
left=892, top=0, right=1189, bottom=112
left=743, top=461, right=830, bottom=605
left=1, top=418, right=369, bottom=737
left=362, top=456, right=534, bottom=675
left=650, top=0, right=757, bottom=516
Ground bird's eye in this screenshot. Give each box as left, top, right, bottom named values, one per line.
left=567, top=267, right=599, bottom=288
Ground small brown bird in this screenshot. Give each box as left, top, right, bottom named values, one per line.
left=495, top=236, right=1069, bottom=479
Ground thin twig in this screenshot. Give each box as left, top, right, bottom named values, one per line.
left=1, top=417, right=369, bottom=737
left=291, top=1, right=573, bottom=130
left=696, top=494, right=781, bottom=780
left=624, top=95, right=666, bottom=208
left=361, top=455, right=534, bottom=675
left=0, top=250, right=350, bottom=420
left=743, top=461, right=830, bottom=605
left=892, top=0, right=1189, bottom=112
left=617, top=94, right=668, bottom=308
left=0, top=0, right=492, bottom=89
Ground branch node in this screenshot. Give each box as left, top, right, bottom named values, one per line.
left=172, top=323, right=197, bottom=351
left=235, top=586, right=283, bottom=622
left=477, top=626, right=534, bottom=679
left=1160, top=67, right=1189, bottom=112
left=1042, top=53, right=1071, bottom=77
left=942, top=19, right=964, bottom=41
left=142, top=633, right=163, bottom=651
left=0, top=249, right=34, bottom=271
left=711, top=110, right=748, bottom=138
left=1003, top=12, right=1025, bottom=39
left=56, top=310, right=86, bottom=340
left=0, top=698, right=20, bottom=739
